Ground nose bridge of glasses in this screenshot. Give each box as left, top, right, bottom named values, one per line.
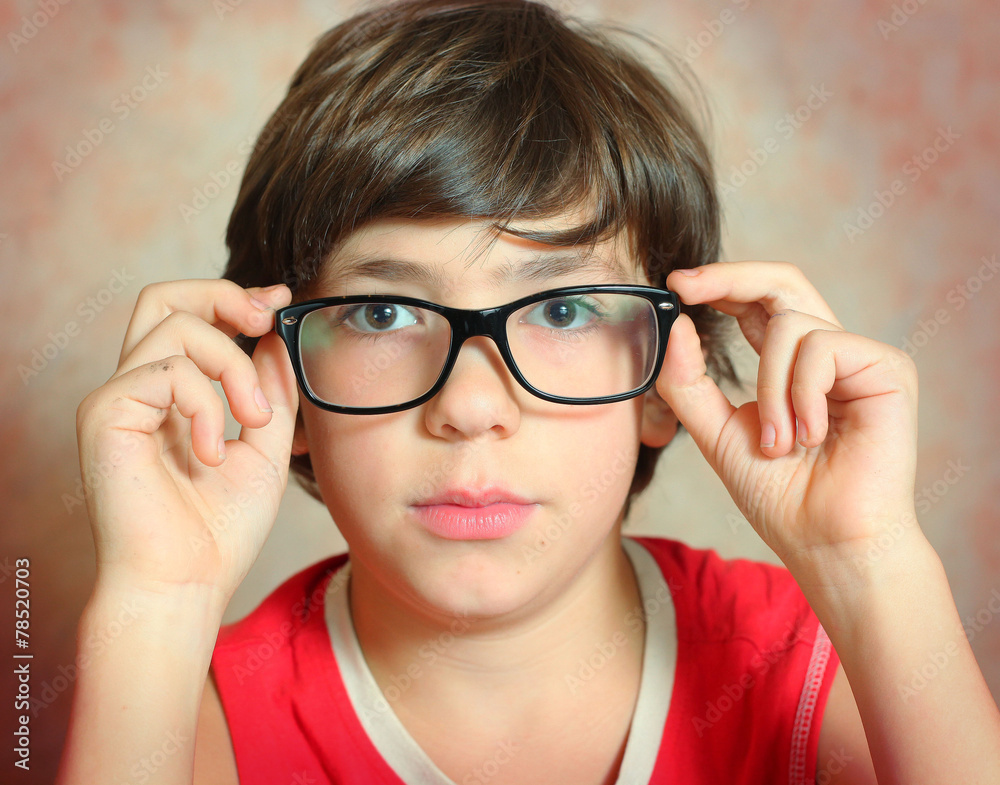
left=451, top=305, right=509, bottom=345
left=441, top=306, right=518, bottom=385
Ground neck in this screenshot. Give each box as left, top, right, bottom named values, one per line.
left=347, top=530, right=645, bottom=699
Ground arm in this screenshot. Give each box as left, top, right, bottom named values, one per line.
left=57, top=585, right=225, bottom=785
left=817, top=664, right=877, bottom=785
left=657, top=262, right=1000, bottom=784
left=809, top=535, right=1000, bottom=783
left=57, top=280, right=297, bottom=784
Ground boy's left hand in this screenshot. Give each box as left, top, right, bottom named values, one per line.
left=658, top=261, right=922, bottom=583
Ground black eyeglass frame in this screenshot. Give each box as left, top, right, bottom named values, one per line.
left=274, top=284, right=679, bottom=415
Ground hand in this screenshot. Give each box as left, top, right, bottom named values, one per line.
left=657, top=261, right=922, bottom=580
left=75, top=280, right=297, bottom=605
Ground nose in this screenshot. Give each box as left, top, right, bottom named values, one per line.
left=423, top=335, right=522, bottom=440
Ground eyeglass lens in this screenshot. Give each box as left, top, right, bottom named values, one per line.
left=297, top=293, right=658, bottom=408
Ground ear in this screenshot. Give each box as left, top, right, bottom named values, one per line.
left=291, top=410, right=310, bottom=456
left=640, top=387, right=679, bottom=448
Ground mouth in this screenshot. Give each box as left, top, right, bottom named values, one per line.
left=410, top=487, right=538, bottom=541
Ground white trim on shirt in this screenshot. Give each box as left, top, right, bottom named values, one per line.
left=324, top=536, right=677, bottom=785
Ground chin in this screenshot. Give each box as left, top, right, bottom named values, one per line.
left=393, top=540, right=548, bottom=623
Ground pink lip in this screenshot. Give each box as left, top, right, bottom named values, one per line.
left=411, top=487, right=536, bottom=540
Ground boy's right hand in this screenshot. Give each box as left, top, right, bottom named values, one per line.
left=75, top=280, right=297, bottom=608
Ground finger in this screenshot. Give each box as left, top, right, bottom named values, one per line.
left=756, top=310, right=843, bottom=456
left=654, top=313, right=737, bottom=466
left=86, top=355, right=229, bottom=468
left=666, top=261, right=842, bottom=326
left=114, top=311, right=274, bottom=430
left=790, top=330, right=917, bottom=447
left=237, top=331, right=300, bottom=472
left=120, top=280, right=291, bottom=364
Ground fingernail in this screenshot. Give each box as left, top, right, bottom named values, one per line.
left=677, top=268, right=701, bottom=277
left=218, top=437, right=227, bottom=461
left=250, top=296, right=271, bottom=311
left=254, top=386, right=272, bottom=413
left=760, top=422, right=776, bottom=449
left=796, top=418, right=808, bottom=445
left=260, top=284, right=286, bottom=293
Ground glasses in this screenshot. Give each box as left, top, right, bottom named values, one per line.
left=274, top=284, right=678, bottom=414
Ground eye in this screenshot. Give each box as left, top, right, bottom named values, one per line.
left=523, top=298, right=600, bottom=330
left=344, top=303, right=420, bottom=333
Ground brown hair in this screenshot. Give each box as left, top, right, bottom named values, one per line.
left=223, top=0, right=736, bottom=509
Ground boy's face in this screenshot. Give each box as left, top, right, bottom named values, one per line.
left=292, top=214, right=677, bottom=620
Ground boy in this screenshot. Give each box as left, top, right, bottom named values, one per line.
left=59, top=1, right=1000, bottom=783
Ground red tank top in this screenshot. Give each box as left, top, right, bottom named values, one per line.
left=211, top=537, right=838, bottom=784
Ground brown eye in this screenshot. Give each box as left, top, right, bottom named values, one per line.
left=543, top=300, right=575, bottom=326
left=342, top=303, right=420, bottom=333
left=365, top=304, right=398, bottom=329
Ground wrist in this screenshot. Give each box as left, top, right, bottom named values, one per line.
left=83, top=577, right=229, bottom=655
left=91, top=568, right=231, bottom=615
left=783, top=507, right=930, bottom=587
left=62, top=580, right=227, bottom=785
left=785, top=524, right=946, bottom=633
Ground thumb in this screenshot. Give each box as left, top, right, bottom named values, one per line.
left=655, top=313, right=736, bottom=466
left=238, top=330, right=299, bottom=469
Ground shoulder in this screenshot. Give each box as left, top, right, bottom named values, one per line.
left=193, top=673, right=239, bottom=785
left=211, top=552, right=349, bottom=696
left=203, top=553, right=350, bottom=785
left=637, top=537, right=843, bottom=779
left=214, top=553, right=350, bottom=654
left=630, top=535, right=814, bottom=645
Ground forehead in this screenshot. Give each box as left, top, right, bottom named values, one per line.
left=310, top=215, right=643, bottom=298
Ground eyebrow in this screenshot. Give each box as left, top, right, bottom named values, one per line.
left=323, top=251, right=632, bottom=289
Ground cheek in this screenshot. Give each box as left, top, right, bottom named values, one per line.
left=300, top=398, right=645, bottom=528
left=521, top=399, right=645, bottom=511
left=298, top=410, right=410, bottom=520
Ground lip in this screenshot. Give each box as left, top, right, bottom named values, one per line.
left=411, top=487, right=537, bottom=540
left=414, top=487, right=534, bottom=507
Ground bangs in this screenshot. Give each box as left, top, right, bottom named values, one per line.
left=226, top=0, right=719, bottom=292
left=222, top=0, right=734, bottom=507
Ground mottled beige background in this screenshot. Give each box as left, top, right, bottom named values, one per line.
left=1, top=0, right=997, bottom=781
